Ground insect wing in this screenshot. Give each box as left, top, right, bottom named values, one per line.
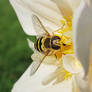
left=30, top=51, right=50, bottom=76
left=30, top=55, right=47, bottom=76
left=30, top=60, right=42, bottom=76
left=32, top=15, right=49, bottom=37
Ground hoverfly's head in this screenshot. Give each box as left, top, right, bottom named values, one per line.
left=51, top=36, right=61, bottom=50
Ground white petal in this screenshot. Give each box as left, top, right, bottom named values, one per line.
left=27, top=39, right=35, bottom=51
left=10, top=0, right=37, bottom=35
left=10, top=0, right=63, bottom=36
left=72, top=76, right=81, bottom=92
left=42, top=66, right=65, bottom=85
left=73, top=0, right=92, bottom=75
left=68, top=0, right=81, bottom=11
left=52, top=0, right=81, bottom=19
left=85, top=0, right=91, bottom=5
left=63, top=55, right=84, bottom=76
left=12, top=63, right=57, bottom=92
left=31, top=51, right=60, bottom=65
left=75, top=76, right=88, bottom=92
left=37, top=79, right=72, bottom=92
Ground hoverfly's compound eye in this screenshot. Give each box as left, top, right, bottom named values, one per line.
left=52, top=36, right=61, bottom=45
left=55, top=39, right=60, bottom=44
left=52, top=36, right=61, bottom=41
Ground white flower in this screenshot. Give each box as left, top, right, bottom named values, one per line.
left=9, top=0, right=87, bottom=92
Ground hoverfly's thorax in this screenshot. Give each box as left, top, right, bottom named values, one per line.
left=44, top=37, right=51, bottom=48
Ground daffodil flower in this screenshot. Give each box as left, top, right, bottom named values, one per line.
left=9, top=0, right=86, bottom=92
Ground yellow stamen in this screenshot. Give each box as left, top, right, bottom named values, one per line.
left=64, top=71, right=72, bottom=80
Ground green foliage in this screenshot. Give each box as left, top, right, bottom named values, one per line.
left=0, top=0, right=34, bottom=91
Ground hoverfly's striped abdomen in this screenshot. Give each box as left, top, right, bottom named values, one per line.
left=34, top=37, right=43, bottom=52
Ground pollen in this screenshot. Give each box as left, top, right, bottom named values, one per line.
left=56, top=16, right=74, bottom=55
left=64, top=71, right=72, bottom=80
left=54, top=17, right=73, bottom=80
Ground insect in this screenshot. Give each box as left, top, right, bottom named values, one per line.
left=34, top=31, right=62, bottom=55
left=30, top=15, right=73, bottom=76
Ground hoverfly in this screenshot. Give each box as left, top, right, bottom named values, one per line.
left=30, top=15, right=73, bottom=76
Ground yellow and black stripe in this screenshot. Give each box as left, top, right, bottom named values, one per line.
left=34, top=37, right=43, bottom=52
left=34, top=36, right=51, bottom=53
left=34, top=36, right=61, bottom=53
